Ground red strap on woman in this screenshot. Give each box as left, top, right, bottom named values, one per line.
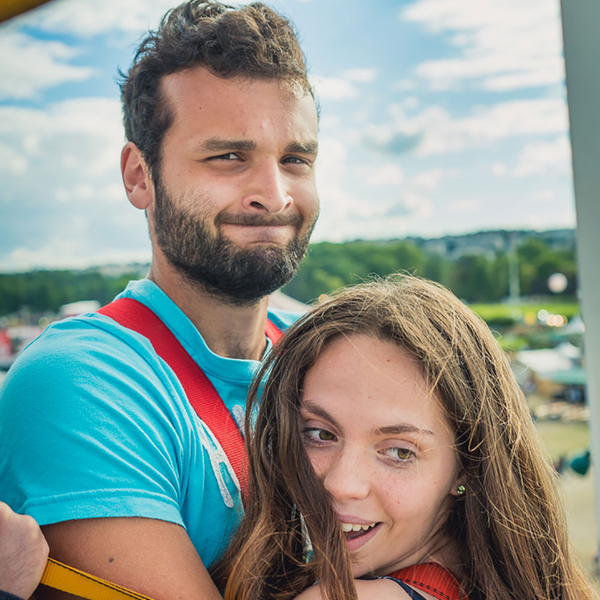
left=98, top=297, right=283, bottom=499
left=387, top=562, right=468, bottom=600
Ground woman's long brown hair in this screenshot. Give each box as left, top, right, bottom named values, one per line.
left=212, top=275, right=598, bottom=600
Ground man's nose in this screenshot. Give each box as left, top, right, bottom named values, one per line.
left=322, top=449, right=371, bottom=502
left=241, top=160, right=292, bottom=213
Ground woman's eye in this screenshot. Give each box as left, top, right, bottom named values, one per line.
left=384, top=447, right=415, bottom=462
left=302, top=428, right=336, bottom=444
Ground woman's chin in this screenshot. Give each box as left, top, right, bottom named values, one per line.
left=351, top=558, right=375, bottom=579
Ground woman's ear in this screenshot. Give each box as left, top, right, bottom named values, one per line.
left=121, top=142, right=154, bottom=210
left=450, top=472, right=467, bottom=497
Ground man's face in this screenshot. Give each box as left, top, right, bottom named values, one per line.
left=149, top=66, right=320, bottom=304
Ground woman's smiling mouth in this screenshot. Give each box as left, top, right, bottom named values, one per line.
left=339, top=521, right=382, bottom=551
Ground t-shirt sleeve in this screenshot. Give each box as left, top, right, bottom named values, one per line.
left=0, top=319, right=198, bottom=528
left=267, top=308, right=304, bottom=333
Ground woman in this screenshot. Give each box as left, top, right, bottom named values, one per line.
left=213, top=275, right=598, bottom=600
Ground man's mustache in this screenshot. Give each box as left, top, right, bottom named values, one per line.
left=216, top=213, right=303, bottom=228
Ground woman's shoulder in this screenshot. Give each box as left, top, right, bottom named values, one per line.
left=355, top=577, right=433, bottom=600
left=294, top=578, right=430, bottom=600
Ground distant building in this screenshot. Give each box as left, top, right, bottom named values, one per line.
left=406, top=229, right=574, bottom=260
left=58, top=300, right=101, bottom=319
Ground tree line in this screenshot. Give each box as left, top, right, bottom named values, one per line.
left=282, top=236, right=577, bottom=303
left=0, top=270, right=138, bottom=316
left=0, top=237, right=577, bottom=317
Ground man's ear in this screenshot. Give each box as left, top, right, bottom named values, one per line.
left=121, top=142, right=154, bottom=210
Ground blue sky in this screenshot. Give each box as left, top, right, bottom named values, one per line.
left=0, top=0, right=573, bottom=271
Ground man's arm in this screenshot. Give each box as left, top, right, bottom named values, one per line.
left=0, top=325, right=232, bottom=600
left=38, top=517, right=223, bottom=600
left=0, top=503, right=49, bottom=600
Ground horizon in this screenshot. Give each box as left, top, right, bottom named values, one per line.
left=0, top=226, right=575, bottom=274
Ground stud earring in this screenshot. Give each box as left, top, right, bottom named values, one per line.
left=456, top=485, right=466, bottom=495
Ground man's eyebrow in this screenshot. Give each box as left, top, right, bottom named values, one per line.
left=300, top=400, right=341, bottom=429
left=374, top=424, right=436, bottom=437
left=200, top=137, right=256, bottom=152
left=285, top=140, right=318, bottom=155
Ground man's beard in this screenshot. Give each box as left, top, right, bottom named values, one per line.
left=152, top=180, right=317, bottom=305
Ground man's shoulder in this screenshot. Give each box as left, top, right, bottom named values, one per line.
left=10, top=312, right=155, bottom=370
left=0, top=312, right=175, bottom=414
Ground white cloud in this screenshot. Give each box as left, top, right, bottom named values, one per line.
left=403, top=96, right=420, bottom=109
left=360, top=164, right=404, bottom=188
left=385, top=191, right=432, bottom=220
left=411, top=168, right=445, bottom=191
left=23, top=0, right=175, bottom=37
left=311, top=68, right=377, bottom=102
left=393, top=79, right=418, bottom=92
left=513, top=136, right=571, bottom=177
left=0, top=98, right=124, bottom=176
left=0, top=97, right=151, bottom=270
left=312, top=137, right=425, bottom=241
left=311, top=76, right=358, bottom=101
left=0, top=31, right=93, bottom=100
left=448, top=198, right=481, bottom=213
left=341, top=68, right=378, bottom=83
left=401, top=0, right=564, bottom=92
left=3, top=244, right=151, bottom=273
left=530, top=189, right=557, bottom=203
left=492, top=162, right=508, bottom=176
left=365, top=98, right=569, bottom=157
left=523, top=208, right=576, bottom=231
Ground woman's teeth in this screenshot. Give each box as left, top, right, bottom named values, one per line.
left=341, top=522, right=377, bottom=533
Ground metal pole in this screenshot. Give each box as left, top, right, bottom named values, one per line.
left=561, top=0, right=600, bottom=557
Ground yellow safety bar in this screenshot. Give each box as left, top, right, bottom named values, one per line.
left=41, top=559, right=155, bottom=600
left=0, top=0, right=54, bottom=23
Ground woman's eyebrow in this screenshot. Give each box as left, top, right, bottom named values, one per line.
left=299, top=400, right=341, bottom=429
left=374, top=424, right=436, bottom=437
left=300, top=402, right=435, bottom=438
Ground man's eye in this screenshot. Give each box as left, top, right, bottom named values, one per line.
left=283, top=156, right=309, bottom=165
left=384, top=447, right=415, bottom=462
left=211, top=153, right=240, bottom=161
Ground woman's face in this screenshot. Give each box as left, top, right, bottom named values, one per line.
left=299, top=334, right=463, bottom=577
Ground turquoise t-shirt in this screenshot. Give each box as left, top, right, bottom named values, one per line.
left=0, top=279, right=299, bottom=568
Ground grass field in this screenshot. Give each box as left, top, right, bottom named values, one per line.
left=470, top=301, right=579, bottom=323
left=536, top=420, right=590, bottom=461
left=534, top=417, right=598, bottom=589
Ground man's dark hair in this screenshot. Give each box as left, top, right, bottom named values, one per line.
left=120, top=0, right=313, bottom=178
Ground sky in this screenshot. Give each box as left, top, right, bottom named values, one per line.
left=0, top=0, right=575, bottom=271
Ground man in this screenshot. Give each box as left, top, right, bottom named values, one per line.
left=0, top=503, right=48, bottom=600
left=0, top=2, right=319, bottom=598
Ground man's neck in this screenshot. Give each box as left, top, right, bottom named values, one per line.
left=147, top=260, right=270, bottom=361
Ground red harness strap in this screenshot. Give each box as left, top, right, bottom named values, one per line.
left=97, top=297, right=283, bottom=498
left=387, top=562, right=468, bottom=600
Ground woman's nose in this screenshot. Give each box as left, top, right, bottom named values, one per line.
left=322, top=449, right=371, bottom=502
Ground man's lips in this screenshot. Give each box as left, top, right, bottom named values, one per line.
left=220, top=222, right=294, bottom=243
left=217, top=214, right=302, bottom=228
